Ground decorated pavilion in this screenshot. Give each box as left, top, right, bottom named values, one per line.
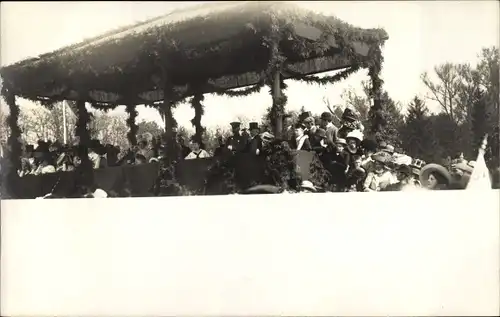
left=0, top=1, right=388, bottom=194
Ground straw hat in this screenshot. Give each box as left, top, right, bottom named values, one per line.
left=345, top=130, right=364, bottom=143
left=300, top=180, right=317, bottom=192
left=419, top=163, right=452, bottom=188
left=335, top=138, right=347, bottom=145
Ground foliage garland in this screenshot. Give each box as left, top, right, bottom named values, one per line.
left=285, top=65, right=361, bottom=85
left=74, top=100, right=94, bottom=187
left=125, top=104, right=138, bottom=146
left=1, top=86, right=22, bottom=172
left=212, top=80, right=266, bottom=98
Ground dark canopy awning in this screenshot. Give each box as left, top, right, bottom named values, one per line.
left=0, top=1, right=388, bottom=107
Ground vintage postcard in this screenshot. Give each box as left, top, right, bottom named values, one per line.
left=1, top=1, right=498, bottom=316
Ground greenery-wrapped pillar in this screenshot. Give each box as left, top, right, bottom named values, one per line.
left=125, top=104, right=138, bottom=146
left=271, top=70, right=283, bottom=138
left=190, top=83, right=205, bottom=145
left=160, top=70, right=177, bottom=162
left=266, top=31, right=287, bottom=139
left=2, top=87, right=22, bottom=173
left=368, top=46, right=385, bottom=140
left=74, top=100, right=93, bottom=185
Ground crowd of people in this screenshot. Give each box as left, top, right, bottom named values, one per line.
left=5, top=106, right=498, bottom=197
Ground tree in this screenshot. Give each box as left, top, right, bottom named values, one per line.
left=89, top=112, right=129, bottom=149
left=470, top=89, right=488, bottom=155
left=400, top=96, right=434, bottom=160
left=341, top=82, right=371, bottom=121
left=377, top=91, right=404, bottom=149
left=421, top=63, right=464, bottom=123
left=428, top=113, right=461, bottom=161
left=137, top=120, right=164, bottom=138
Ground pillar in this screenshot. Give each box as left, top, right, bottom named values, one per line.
left=3, top=89, right=22, bottom=173
left=74, top=100, right=93, bottom=180
left=125, top=104, right=138, bottom=146
left=190, top=82, right=205, bottom=145
left=160, top=67, right=177, bottom=162
left=272, top=69, right=283, bottom=139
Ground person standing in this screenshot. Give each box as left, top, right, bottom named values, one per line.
left=319, top=112, right=339, bottom=147
left=246, top=122, right=263, bottom=155
left=283, top=115, right=294, bottom=142
left=226, top=121, right=246, bottom=153
left=290, top=123, right=312, bottom=151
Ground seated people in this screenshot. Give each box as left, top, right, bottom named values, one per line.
left=33, top=151, right=56, bottom=175
left=185, top=136, right=210, bottom=160
left=310, top=128, right=328, bottom=153
left=363, top=152, right=396, bottom=192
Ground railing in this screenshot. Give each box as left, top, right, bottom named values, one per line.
left=6, top=151, right=316, bottom=199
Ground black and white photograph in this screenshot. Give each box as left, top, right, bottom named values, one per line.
left=0, top=1, right=497, bottom=199
left=0, top=2, right=499, bottom=316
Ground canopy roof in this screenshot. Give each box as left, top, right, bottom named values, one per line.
left=0, top=1, right=388, bottom=107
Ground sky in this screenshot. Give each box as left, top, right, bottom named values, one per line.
left=1, top=1, right=499, bottom=132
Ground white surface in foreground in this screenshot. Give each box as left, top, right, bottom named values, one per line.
left=1, top=191, right=499, bottom=316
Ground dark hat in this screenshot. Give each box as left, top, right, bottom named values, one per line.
left=249, top=122, right=259, bottom=130
left=315, top=128, right=327, bottom=138
left=361, top=139, right=378, bottom=153
left=342, top=108, right=358, bottom=122
left=190, top=135, right=203, bottom=144
left=419, top=163, right=452, bottom=187
left=396, top=164, right=412, bottom=176
left=320, top=112, right=333, bottom=121
left=299, top=111, right=312, bottom=121
left=351, top=166, right=367, bottom=180
left=230, top=122, right=241, bottom=128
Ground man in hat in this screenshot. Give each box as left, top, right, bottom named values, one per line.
left=311, top=128, right=328, bottom=153
left=283, top=115, right=294, bottom=142
left=319, top=112, right=339, bottom=147
left=303, top=116, right=317, bottom=138
left=226, top=121, right=246, bottom=153
left=247, top=122, right=263, bottom=155
left=298, top=111, right=312, bottom=123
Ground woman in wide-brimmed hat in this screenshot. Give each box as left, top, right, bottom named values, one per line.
left=419, top=163, right=452, bottom=190
left=338, top=108, right=365, bottom=138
